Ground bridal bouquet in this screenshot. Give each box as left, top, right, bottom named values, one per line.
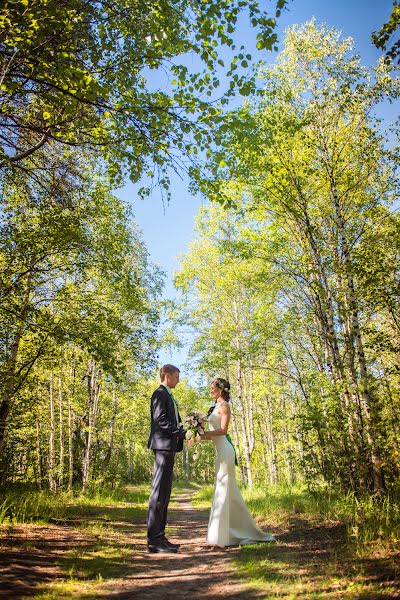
left=183, top=410, right=206, bottom=441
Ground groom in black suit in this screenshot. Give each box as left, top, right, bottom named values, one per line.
left=147, top=364, right=187, bottom=553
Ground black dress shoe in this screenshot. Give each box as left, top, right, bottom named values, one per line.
left=148, top=540, right=178, bottom=553
left=163, top=537, right=180, bottom=549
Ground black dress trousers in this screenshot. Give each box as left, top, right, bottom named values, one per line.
left=147, top=449, right=175, bottom=542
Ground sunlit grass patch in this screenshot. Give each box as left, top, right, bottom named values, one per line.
left=240, top=485, right=349, bottom=526
left=190, top=483, right=214, bottom=510
left=231, top=484, right=400, bottom=549
left=173, top=479, right=204, bottom=490
left=59, top=541, right=135, bottom=581
left=22, top=578, right=108, bottom=600
left=0, top=483, right=150, bottom=525
left=234, top=542, right=399, bottom=599
left=8, top=484, right=151, bottom=599
left=223, top=484, right=400, bottom=599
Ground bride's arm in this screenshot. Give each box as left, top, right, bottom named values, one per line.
left=200, top=403, right=230, bottom=440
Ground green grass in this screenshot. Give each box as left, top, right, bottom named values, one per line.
left=2, top=483, right=399, bottom=599
left=0, top=484, right=151, bottom=600
left=238, top=485, right=400, bottom=548
left=1, top=482, right=205, bottom=600
left=189, top=482, right=214, bottom=509
left=192, top=484, right=400, bottom=546
left=0, top=484, right=150, bottom=524
left=190, top=484, right=400, bottom=599
left=0, top=479, right=205, bottom=525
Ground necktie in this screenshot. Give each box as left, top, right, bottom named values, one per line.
left=170, top=392, right=179, bottom=424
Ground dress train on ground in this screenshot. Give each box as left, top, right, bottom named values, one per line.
left=207, top=408, right=275, bottom=547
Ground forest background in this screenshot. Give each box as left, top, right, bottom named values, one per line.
left=0, top=0, right=399, bottom=578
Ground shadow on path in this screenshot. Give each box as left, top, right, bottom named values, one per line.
left=0, top=491, right=260, bottom=599
left=2, top=490, right=398, bottom=599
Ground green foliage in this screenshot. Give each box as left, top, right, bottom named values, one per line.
left=0, top=145, right=164, bottom=487
left=0, top=0, right=287, bottom=194
left=175, top=202, right=305, bottom=489
left=0, top=154, right=161, bottom=376
left=181, top=21, right=400, bottom=494
left=372, top=1, right=400, bottom=63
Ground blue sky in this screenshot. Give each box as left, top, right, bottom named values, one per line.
left=118, top=0, right=398, bottom=375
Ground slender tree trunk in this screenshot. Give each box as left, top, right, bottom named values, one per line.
left=128, top=441, right=134, bottom=482
left=265, top=397, right=278, bottom=485
left=101, top=386, right=117, bottom=476
left=0, top=276, right=32, bottom=452
left=282, top=395, right=294, bottom=486
left=230, top=405, right=245, bottom=484
left=236, top=366, right=253, bottom=488
left=382, top=374, right=400, bottom=450
left=82, top=360, right=101, bottom=493
left=260, top=433, right=268, bottom=484
left=35, top=419, right=43, bottom=490
left=223, top=335, right=244, bottom=482
left=231, top=299, right=253, bottom=487
left=49, top=371, right=56, bottom=493
left=58, top=350, right=64, bottom=489
left=68, top=400, right=74, bottom=491
left=185, top=445, right=190, bottom=480
left=246, top=369, right=255, bottom=457
left=0, top=331, right=22, bottom=453
left=330, top=176, right=385, bottom=492
left=68, top=358, right=75, bottom=491
left=82, top=364, right=93, bottom=493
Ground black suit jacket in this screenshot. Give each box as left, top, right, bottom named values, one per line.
left=147, top=385, right=186, bottom=453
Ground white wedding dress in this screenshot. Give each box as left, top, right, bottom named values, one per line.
left=207, top=406, right=276, bottom=547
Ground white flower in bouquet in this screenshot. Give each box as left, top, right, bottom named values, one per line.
left=184, top=410, right=206, bottom=441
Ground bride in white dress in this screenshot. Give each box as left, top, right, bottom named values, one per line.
left=197, top=377, right=275, bottom=548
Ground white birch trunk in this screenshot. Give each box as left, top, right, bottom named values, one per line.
left=128, top=441, right=134, bottom=482
left=58, top=351, right=64, bottom=488
left=82, top=360, right=101, bottom=493
left=35, top=419, right=42, bottom=490
left=49, top=371, right=56, bottom=493
left=67, top=359, right=75, bottom=491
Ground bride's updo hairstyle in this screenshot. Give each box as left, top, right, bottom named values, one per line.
left=207, top=377, right=231, bottom=417
left=213, top=377, right=231, bottom=401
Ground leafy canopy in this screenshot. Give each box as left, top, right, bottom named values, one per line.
left=0, top=0, right=288, bottom=193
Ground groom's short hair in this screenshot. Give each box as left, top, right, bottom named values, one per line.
left=160, top=364, right=180, bottom=380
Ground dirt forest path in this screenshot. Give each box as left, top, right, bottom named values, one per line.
left=0, top=490, right=260, bottom=599
left=1, top=489, right=399, bottom=599
left=93, top=490, right=256, bottom=599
